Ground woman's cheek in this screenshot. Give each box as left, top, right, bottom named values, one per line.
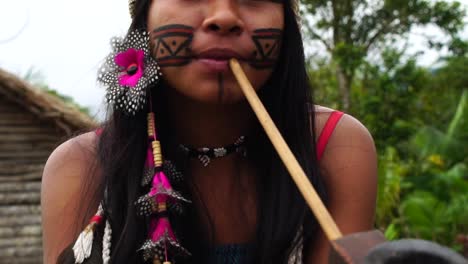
left=248, top=28, right=282, bottom=70
left=150, top=24, right=195, bottom=67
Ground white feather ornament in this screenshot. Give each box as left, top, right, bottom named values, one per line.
left=72, top=204, right=104, bottom=264
left=73, top=225, right=95, bottom=263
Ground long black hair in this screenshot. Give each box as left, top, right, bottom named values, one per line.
left=58, top=0, right=327, bottom=263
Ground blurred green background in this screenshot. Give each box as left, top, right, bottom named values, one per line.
left=301, top=0, right=468, bottom=257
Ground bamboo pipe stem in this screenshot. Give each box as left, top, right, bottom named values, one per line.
left=229, top=59, right=343, bottom=241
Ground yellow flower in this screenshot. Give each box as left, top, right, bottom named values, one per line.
left=428, top=154, right=444, bottom=167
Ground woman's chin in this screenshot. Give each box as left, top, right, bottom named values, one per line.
left=161, top=62, right=271, bottom=105
left=172, top=83, right=245, bottom=105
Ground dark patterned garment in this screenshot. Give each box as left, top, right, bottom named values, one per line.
left=207, top=238, right=303, bottom=264
left=208, top=244, right=254, bottom=264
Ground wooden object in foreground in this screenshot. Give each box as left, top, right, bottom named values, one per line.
left=329, top=231, right=386, bottom=264
left=229, top=59, right=383, bottom=263
left=229, top=59, right=342, bottom=242
left=229, top=59, right=468, bottom=264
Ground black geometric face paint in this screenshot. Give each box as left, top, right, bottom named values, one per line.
left=151, top=24, right=194, bottom=67
left=249, top=28, right=282, bottom=69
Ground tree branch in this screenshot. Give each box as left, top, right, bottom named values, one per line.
left=363, top=18, right=396, bottom=52
left=308, top=28, right=334, bottom=52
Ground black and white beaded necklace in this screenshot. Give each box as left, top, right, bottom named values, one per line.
left=178, top=136, right=247, bottom=167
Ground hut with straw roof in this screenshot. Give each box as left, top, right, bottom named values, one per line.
left=0, top=68, right=96, bottom=263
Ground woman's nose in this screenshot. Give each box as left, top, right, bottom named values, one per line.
left=202, top=1, right=244, bottom=36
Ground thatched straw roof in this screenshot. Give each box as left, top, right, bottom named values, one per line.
left=0, top=68, right=97, bottom=135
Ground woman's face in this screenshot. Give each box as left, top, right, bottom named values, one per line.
left=147, top=0, right=284, bottom=104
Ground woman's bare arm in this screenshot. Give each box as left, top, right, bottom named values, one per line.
left=305, top=113, right=378, bottom=264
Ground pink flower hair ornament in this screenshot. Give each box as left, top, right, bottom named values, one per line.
left=115, top=48, right=145, bottom=87
left=98, top=30, right=162, bottom=115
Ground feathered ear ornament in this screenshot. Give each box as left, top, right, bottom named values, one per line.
left=135, top=112, right=191, bottom=264
left=98, top=30, right=161, bottom=115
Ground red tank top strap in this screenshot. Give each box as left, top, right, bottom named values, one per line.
left=95, top=128, right=103, bottom=136
left=316, top=111, right=344, bottom=161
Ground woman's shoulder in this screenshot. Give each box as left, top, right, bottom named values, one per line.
left=41, top=131, right=102, bottom=263
left=43, top=131, right=100, bottom=179
left=41, top=131, right=102, bottom=210
left=313, top=105, right=373, bottom=145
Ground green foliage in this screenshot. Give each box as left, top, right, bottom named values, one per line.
left=307, top=39, right=468, bottom=252
left=301, top=0, right=465, bottom=54
left=375, top=94, right=468, bottom=250
left=399, top=191, right=451, bottom=242
left=375, top=147, right=405, bottom=229
left=307, top=59, right=341, bottom=109
left=45, top=89, right=91, bottom=116
left=407, top=90, right=468, bottom=163
left=448, top=38, right=468, bottom=56
left=384, top=223, right=400, bottom=241
left=22, top=67, right=91, bottom=115
left=332, top=42, right=366, bottom=76
left=351, top=48, right=430, bottom=149
left=300, top=0, right=466, bottom=109
left=398, top=188, right=468, bottom=248
left=439, top=58, right=468, bottom=98
left=448, top=90, right=468, bottom=142
left=302, top=1, right=468, bottom=253
left=376, top=144, right=468, bottom=250
left=419, top=51, right=468, bottom=127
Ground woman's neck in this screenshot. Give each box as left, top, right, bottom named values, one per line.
left=162, top=88, right=259, bottom=241
left=164, top=88, right=255, bottom=148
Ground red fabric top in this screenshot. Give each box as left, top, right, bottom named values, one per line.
left=95, top=128, right=103, bottom=136
left=316, top=111, right=344, bottom=161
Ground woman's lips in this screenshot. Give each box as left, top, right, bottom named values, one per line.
left=194, top=48, right=246, bottom=73
left=197, top=58, right=229, bottom=72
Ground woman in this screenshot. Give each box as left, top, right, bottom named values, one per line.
left=41, top=0, right=377, bottom=263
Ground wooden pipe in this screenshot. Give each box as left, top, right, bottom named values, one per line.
left=229, top=58, right=374, bottom=263
left=228, top=59, right=468, bottom=264
left=229, top=58, right=342, bottom=241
